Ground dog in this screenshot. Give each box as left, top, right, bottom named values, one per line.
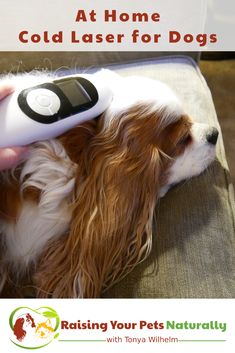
left=0, top=69, right=218, bottom=297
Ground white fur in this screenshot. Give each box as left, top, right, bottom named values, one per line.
left=160, top=123, right=217, bottom=197
left=99, top=70, right=184, bottom=127
left=1, top=140, right=76, bottom=268
left=4, top=71, right=53, bottom=92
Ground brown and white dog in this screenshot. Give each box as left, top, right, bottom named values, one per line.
left=0, top=69, right=218, bottom=298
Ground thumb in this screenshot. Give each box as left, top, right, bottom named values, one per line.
left=0, top=147, right=28, bottom=170
left=0, top=82, right=15, bottom=100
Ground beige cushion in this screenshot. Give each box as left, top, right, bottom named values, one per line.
left=0, top=52, right=199, bottom=73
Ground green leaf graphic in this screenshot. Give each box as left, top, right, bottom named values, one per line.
left=42, top=311, right=59, bottom=319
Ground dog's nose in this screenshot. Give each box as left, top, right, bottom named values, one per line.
left=206, top=127, right=219, bottom=145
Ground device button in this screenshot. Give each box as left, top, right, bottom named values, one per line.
left=26, top=88, right=61, bottom=116
left=36, top=95, right=51, bottom=107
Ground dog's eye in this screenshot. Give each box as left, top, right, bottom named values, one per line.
left=178, top=134, right=192, bottom=146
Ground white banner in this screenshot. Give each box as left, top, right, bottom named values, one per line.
left=0, top=0, right=234, bottom=51
left=0, top=299, right=234, bottom=353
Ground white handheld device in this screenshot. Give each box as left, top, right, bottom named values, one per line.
left=0, top=74, right=113, bottom=147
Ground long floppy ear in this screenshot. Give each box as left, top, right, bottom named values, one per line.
left=35, top=106, right=162, bottom=298
left=59, top=119, right=98, bottom=163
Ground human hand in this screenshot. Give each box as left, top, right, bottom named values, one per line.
left=0, top=82, right=28, bottom=170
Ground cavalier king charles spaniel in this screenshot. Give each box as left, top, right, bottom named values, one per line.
left=0, top=69, right=218, bottom=298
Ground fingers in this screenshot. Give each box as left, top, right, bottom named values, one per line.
left=0, top=82, right=15, bottom=100
left=0, top=81, right=29, bottom=170
left=0, top=147, right=28, bottom=171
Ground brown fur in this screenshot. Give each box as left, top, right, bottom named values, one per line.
left=0, top=103, right=192, bottom=297
left=33, top=106, right=192, bottom=298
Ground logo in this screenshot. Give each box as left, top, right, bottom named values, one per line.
left=9, top=306, right=60, bottom=349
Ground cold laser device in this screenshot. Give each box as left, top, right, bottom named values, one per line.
left=0, top=74, right=113, bottom=147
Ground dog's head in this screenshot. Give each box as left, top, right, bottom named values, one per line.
left=35, top=71, right=218, bottom=298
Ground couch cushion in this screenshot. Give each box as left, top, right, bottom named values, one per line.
left=0, top=52, right=199, bottom=73
left=97, top=56, right=235, bottom=298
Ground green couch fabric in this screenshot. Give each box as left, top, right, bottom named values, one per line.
left=102, top=56, right=235, bottom=298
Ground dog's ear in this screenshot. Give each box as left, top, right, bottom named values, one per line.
left=35, top=108, right=162, bottom=298
left=59, top=119, right=98, bottom=164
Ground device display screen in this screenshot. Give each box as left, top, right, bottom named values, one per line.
left=57, top=80, right=92, bottom=107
